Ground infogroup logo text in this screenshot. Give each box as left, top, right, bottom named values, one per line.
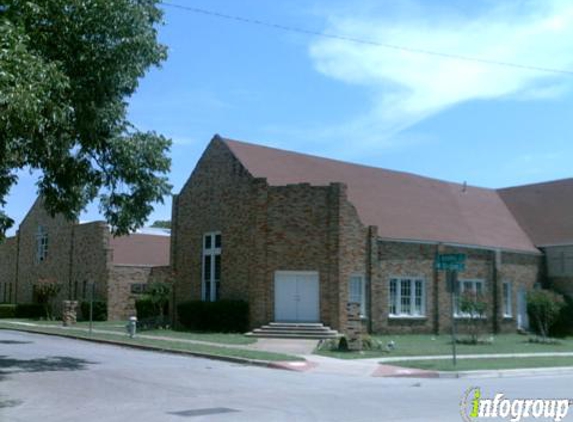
left=461, top=387, right=572, bottom=422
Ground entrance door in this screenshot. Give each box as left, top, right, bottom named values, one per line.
left=517, top=287, right=529, bottom=330
left=274, top=271, right=319, bottom=322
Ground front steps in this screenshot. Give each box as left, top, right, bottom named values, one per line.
left=246, top=322, right=340, bottom=339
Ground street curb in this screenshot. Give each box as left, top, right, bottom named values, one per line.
left=0, top=326, right=304, bottom=371
left=438, top=366, right=573, bottom=379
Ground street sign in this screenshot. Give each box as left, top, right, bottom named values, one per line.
left=435, top=253, right=466, bottom=271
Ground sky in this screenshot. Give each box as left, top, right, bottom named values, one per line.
left=5, top=0, right=573, bottom=235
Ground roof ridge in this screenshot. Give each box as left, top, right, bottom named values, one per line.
left=221, top=136, right=484, bottom=191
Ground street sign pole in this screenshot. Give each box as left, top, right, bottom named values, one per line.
left=449, top=270, right=458, bottom=367
left=436, top=253, right=465, bottom=368
left=89, top=282, right=94, bottom=336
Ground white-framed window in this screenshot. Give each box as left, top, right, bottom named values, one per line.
left=202, top=232, right=221, bottom=302
left=389, top=277, right=425, bottom=317
left=35, top=225, right=48, bottom=262
left=502, top=281, right=512, bottom=317
left=349, top=275, right=366, bottom=317
left=455, top=279, right=485, bottom=316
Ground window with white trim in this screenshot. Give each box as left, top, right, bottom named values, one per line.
left=36, top=225, right=48, bottom=262
left=389, top=277, right=425, bottom=317
left=202, top=232, right=221, bottom=302
left=349, top=275, right=366, bottom=317
left=454, top=279, right=485, bottom=316
left=502, top=281, right=512, bottom=317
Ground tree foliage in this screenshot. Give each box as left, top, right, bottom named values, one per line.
left=458, top=291, right=488, bottom=344
left=150, top=219, right=171, bottom=229
left=527, top=289, right=565, bottom=339
left=34, top=278, right=62, bottom=320
left=0, top=0, right=171, bottom=237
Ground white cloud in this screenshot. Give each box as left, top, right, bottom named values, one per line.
left=308, top=0, right=573, bottom=145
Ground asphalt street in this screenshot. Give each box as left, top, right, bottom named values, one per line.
left=1, top=330, right=573, bottom=422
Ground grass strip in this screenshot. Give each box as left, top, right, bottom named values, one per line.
left=0, top=324, right=301, bottom=362
left=1, top=319, right=255, bottom=345
left=395, top=356, right=573, bottom=372
left=316, top=334, right=573, bottom=359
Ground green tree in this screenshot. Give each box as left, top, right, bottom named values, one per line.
left=459, top=291, right=488, bottom=344
left=527, top=289, right=565, bottom=339
left=0, top=0, right=171, bottom=238
left=150, top=220, right=171, bottom=229
left=145, top=281, right=171, bottom=318
left=34, top=279, right=62, bottom=320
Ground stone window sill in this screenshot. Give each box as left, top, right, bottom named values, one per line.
left=454, top=315, right=487, bottom=320
left=388, top=315, right=427, bottom=320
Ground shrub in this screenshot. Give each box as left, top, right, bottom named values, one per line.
left=337, top=336, right=349, bottom=352
left=15, top=303, right=46, bottom=319
left=527, top=289, right=565, bottom=339
left=0, top=304, right=17, bottom=318
left=135, top=298, right=156, bottom=320
left=144, top=282, right=171, bottom=318
left=34, top=279, right=63, bottom=320
left=549, top=294, right=573, bottom=338
left=80, top=300, right=108, bottom=321
left=177, top=300, right=249, bottom=333
left=458, top=291, right=489, bottom=344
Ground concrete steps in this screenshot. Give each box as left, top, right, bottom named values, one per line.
left=246, top=322, right=340, bottom=339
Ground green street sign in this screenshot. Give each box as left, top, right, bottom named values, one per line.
left=435, top=253, right=466, bottom=271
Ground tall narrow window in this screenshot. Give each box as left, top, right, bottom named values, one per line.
left=503, top=281, right=512, bottom=317
left=389, top=277, right=426, bottom=317
left=36, top=225, right=48, bottom=262
left=349, top=275, right=366, bottom=317
left=202, top=232, right=221, bottom=301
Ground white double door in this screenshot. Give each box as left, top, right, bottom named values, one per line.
left=274, top=271, right=320, bottom=322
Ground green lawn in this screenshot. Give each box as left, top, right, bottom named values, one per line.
left=2, top=319, right=255, bottom=345
left=0, top=323, right=299, bottom=362
left=396, top=356, right=573, bottom=372
left=316, top=334, right=573, bottom=359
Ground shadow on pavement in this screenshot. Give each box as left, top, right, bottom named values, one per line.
left=0, top=340, right=33, bottom=345
left=0, top=397, right=23, bottom=409
left=0, top=355, right=98, bottom=379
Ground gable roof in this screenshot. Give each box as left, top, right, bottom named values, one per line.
left=221, top=136, right=539, bottom=253
left=498, top=179, right=573, bottom=247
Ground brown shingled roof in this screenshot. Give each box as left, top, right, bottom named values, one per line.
left=221, top=137, right=539, bottom=253
left=110, top=233, right=170, bottom=266
left=499, top=179, right=573, bottom=247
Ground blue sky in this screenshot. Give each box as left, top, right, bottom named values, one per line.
left=6, top=0, right=573, bottom=234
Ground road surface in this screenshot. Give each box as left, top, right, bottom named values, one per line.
left=1, top=330, right=572, bottom=422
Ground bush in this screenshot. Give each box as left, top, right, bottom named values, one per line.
left=0, top=304, right=17, bottom=318
left=177, top=300, right=249, bottom=333
left=34, top=280, right=63, bottom=320
left=527, top=289, right=565, bottom=339
left=135, top=298, right=156, bottom=319
left=549, top=294, right=573, bottom=338
left=458, top=291, right=489, bottom=344
left=80, top=300, right=108, bottom=321
left=145, top=282, right=171, bottom=318
left=15, top=303, right=46, bottom=319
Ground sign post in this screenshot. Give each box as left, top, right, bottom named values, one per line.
left=88, top=282, right=95, bottom=336
left=435, top=253, right=466, bottom=367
